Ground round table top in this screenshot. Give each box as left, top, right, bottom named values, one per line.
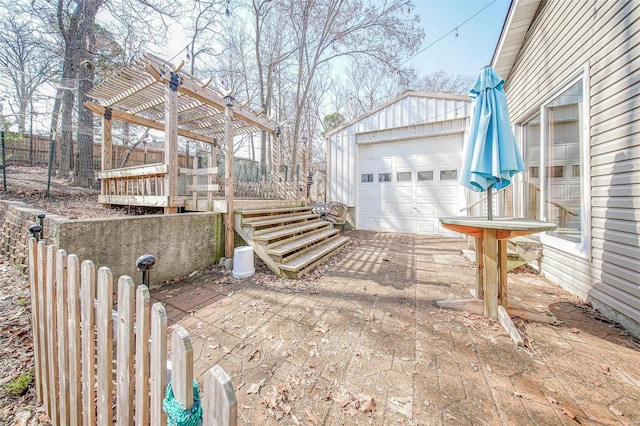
left=439, top=216, right=557, bottom=232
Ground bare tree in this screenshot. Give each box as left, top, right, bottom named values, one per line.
left=414, top=69, right=474, bottom=95
left=278, top=0, right=424, bottom=174
left=29, top=0, right=179, bottom=185
left=0, top=7, right=58, bottom=135
left=329, top=58, right=415, bottom=120
left=182, top=0, right=227, bottom=76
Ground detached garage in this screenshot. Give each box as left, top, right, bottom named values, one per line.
left=327, top=91, right=471, bottom=235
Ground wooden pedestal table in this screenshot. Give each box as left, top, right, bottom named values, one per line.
left=437, top=217, right=558, bottom=346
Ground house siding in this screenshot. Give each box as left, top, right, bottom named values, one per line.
left=504, top=0, right=640, bottom=335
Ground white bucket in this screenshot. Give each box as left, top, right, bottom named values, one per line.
left=232, top=246, right=255, bottom=279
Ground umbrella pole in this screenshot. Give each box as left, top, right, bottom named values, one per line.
left=487, top=186, right=493, bottom=220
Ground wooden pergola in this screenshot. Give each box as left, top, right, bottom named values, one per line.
left=85, top=54, right=278, bottom=258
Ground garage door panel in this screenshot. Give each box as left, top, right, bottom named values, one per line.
left=417, top=185, right=461, bottom=200
left=377, top=218, right=414, bottom=233
left=416, top=185, right=439, bottom=198
left=381, top=185, right=412, bottom=198
left=360, top=201, right=382, bottom=214
left=438, top=201, right=462, bottom=216
left=380, top=202, right=413, bottom=215
left=396, top=219, right=414, bottom=233
left=416, top=155, right=437, bottom=167
left=415, top=203, right=435, bottom=215
left=378, top=217, right=396, bottom=231
left=416, top=220, right=437, bottom=234
left=360, top=157, right=393, bottom=168
left=395, top=156, right=416, bottom=169
left=359, top=216, right=378, bottom=230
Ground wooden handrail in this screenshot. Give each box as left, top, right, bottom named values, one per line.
left=529, top=183, right=578, bottom=217
left=99, top=163, right=168, bottom=179
left=459, top=188, right=502, bottom=213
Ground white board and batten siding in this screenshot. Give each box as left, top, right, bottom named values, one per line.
left=327, top=92, right=470, bottom=236
left=498, top=0, right=640, bottom=335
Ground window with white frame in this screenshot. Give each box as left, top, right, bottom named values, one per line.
left=521, top=78, right=587, bottom=254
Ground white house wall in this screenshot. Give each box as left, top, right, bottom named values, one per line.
left=502, top=1, right=640, bottom=334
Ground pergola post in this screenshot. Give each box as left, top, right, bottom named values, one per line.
left=101, top=108, right=112, bottom=172
left=224, top=96, right=235, bottom=260
left=164, top=73, right=179, bottom=214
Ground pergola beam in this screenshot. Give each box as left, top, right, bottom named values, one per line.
left=85, top=102, right=214, bottom=144
left=145, top=65, right=276, bottom=136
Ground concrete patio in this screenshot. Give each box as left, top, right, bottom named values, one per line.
left=150, top=231, right=640, bottom=425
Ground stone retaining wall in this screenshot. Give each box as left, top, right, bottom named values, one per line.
left=0, top=200, right=225, bottom=284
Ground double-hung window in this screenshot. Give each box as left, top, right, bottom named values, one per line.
left=520, top=76, right=589, bottom=257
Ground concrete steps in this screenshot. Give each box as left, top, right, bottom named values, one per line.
left=235, top=206, right=349, bottom=279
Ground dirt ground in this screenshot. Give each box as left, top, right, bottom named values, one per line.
left=1, top=165, right=639, bottom=425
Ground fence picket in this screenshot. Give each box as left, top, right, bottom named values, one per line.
left=117, top=276, right=136, bottom=425
left=45, top=245, right=59, bottom=425
left=135, top=285, right=151, bottom=426
left=67, top=254, right=82, bottom=426
left=81, top=260, right=97, bottom=426
left=203, top=365, right=237, bottom=426
left=27, top=238, right=42, bottom=401
left=36, top=241, right=49, bottom=417
left=27, top=242, right=238, bottom=425
left=150, top=302, right=168, bottom=426
left=96, top=267, right=113, bottom=426
left=56, top=249, right=70, bottom=425
left=171, top=325, right=194, bottom=410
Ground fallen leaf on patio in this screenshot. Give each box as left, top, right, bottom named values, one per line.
left=280, top=403, right=292, bottom=414
left=388, top=396, right=412, bottom=417
left=609, top=406, right=623, bottom=416
left=247, top=378, right=265, bottom=394
left=248, top=348, right=261, bottom=361
left=562, top=407, right=581, bottom=423
left=396, top=320, right=410, bottom=330
left=306, top=409, right=319, bottom=425
left=276, top=384, right=288, bottom=395
left=360, top=397, right=376, bottom=413
left=341, top=405, right=356, bottom=416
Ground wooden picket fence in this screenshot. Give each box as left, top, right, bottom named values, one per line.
left=27, top=237, right=237, bottom=425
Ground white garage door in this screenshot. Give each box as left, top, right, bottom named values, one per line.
left=357, top=134, right=465, bottom=235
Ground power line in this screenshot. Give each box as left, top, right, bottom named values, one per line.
left=399, top=0, right=497, bottom=67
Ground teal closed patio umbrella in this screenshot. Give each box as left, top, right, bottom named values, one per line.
left=459, top=66, right=525, bottom=219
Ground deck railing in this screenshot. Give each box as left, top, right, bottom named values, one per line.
left=27, top=237, right=237, bottom=425
left=98, top=163, right=169, bottom=207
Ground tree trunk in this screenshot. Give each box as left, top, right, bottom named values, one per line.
left=75, top=58, right=95, bottom=188
left=59, top=86, right=74, bottom=178
left=73, top=0, right=101, bottom=188
left=56, top=0, right=83, bottom=179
